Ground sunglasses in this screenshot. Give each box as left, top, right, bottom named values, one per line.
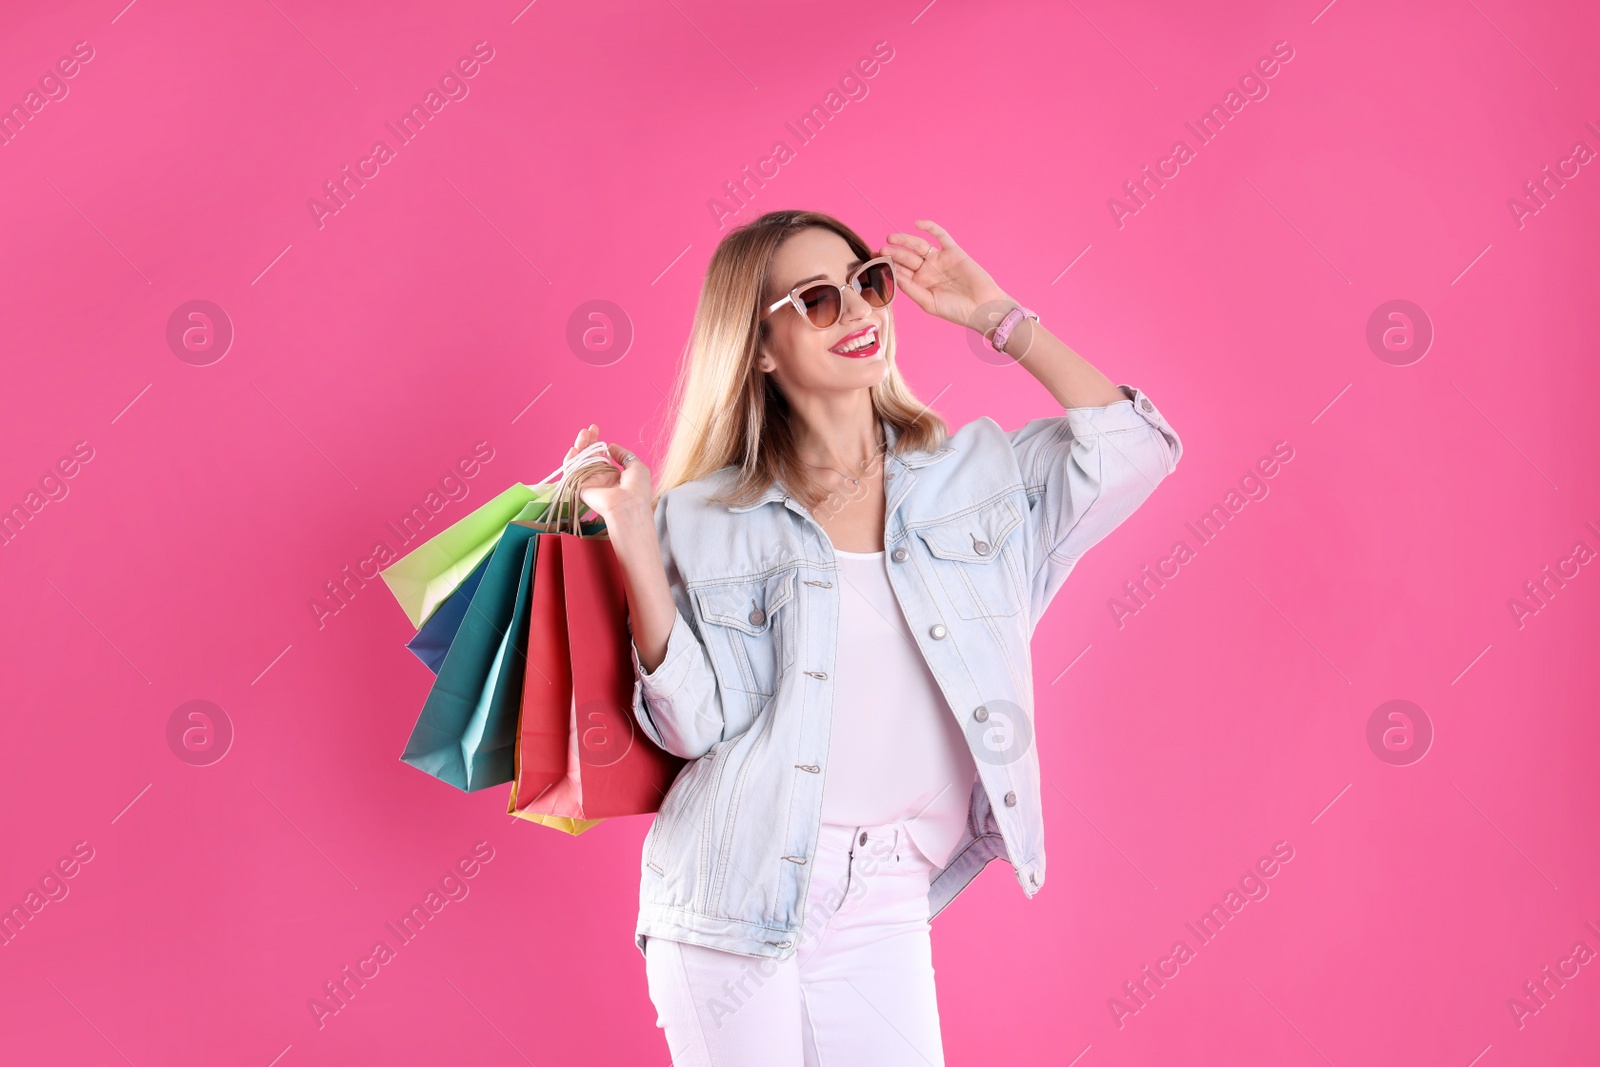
left=762, top=257, right=897, bottom=329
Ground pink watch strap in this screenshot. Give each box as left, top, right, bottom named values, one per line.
left=991, top=305, right=1038, bottom=352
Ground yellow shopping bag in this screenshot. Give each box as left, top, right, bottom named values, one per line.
left=508, top=806, right=605, bottom=836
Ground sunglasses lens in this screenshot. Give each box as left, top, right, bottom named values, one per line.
left=800, top=285, right=842, bottom=328
left=858, top=262, right=895, bottom=307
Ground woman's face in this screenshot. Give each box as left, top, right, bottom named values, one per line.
left=757, top=227, right=891, bottom=400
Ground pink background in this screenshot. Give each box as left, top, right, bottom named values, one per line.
left=2, top=0, right=1597, bottom=1062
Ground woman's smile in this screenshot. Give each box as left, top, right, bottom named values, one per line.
left=830, top=323, right=881, bottom=358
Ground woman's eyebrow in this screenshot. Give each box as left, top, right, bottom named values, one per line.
left=787, top=259, right=865, bottom=289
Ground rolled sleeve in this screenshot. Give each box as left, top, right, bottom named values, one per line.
left=631, top=611, right=693, bottom=692
left=1064, top=386, right=1181, bottom=476
left=1010, top=383, right=1182, bottom=622
left=625, top=495, right=729, bottom=761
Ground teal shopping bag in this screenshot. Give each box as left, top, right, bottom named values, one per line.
left=399, top=501, right=547, bottom=792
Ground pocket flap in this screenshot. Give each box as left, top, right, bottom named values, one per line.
left=914, top=498, right=1024, bottom=562
left=693, top=569, right=796, bottom=635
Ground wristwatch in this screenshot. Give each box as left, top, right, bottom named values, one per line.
left=991, top=305, right=1039, bottom=353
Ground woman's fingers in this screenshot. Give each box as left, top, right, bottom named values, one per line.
left=886, top=230, right=936, bottom=258
left=915, top=219, right=959, bottom=254
left=879, top=244, right=924, bottom=273
left=567, top=423, right=602, bottom=464
left=895, top=269, right=935, bottom=311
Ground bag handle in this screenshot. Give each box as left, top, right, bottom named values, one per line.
left=533, top=441, right=620, bottom=537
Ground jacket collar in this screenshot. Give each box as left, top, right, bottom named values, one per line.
left=726, top=418, right=955, bottom=512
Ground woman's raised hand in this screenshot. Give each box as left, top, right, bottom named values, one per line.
left=566, top=423, right=653, bottom=527
left=565, top=423, right=673, bottom=671
left=879, top=219, right=1013, bottom=330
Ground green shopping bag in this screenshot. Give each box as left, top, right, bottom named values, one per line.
left=380, top=480, right=560, bottom=630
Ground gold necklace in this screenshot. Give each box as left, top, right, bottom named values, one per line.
left=805, top=462, right=867, bottom=486
left=801, top=430, right=884, bottom=487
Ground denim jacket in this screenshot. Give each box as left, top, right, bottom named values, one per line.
left=628, top=384, right=1182, bottom=960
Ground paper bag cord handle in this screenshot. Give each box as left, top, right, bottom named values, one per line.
left=531, top=438, right=615, bottom=490
left=542, top=441, right=619, bottom=536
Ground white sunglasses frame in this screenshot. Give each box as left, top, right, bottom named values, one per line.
left=760, top=256, right=897, bottom=328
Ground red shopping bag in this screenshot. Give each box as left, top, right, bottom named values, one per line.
left=510, top=471, right=684, bottom=825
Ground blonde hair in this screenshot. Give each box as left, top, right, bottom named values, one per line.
left=652, top=209, right=948, bottom=511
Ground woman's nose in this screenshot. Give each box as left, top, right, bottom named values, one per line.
left=838, top=285, right=875, bottom=320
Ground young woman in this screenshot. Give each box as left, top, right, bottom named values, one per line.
left=569, top=210, right=1182, bottom=1065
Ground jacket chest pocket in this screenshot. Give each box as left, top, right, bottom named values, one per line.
left=691, top=568, right=797, bottom=696
left=913, top=498, right=1026, bottom=619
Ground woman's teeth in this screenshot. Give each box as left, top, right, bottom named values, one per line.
left=834, top=327, right=878, bottom=353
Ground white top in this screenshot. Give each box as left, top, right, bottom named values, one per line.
left=820, top=547, right=978, bottom=869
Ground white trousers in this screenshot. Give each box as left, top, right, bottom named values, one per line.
left=644, top=820, right=946, bottom=1066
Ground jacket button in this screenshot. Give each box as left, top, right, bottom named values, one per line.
left=859, top=831, right=868, bottom=846
left=974, top=705, right=989, bottom=722
left=973, top=540, right=990, bottom=555
left=1140, top=398, right=1154, bottom=412
left=1004, top=791, right=1017, bottom=806
left=885, top=472, right=896, bottom=481
left=930, top=624, right=947, bottom=639
left=748, top=607, right=766, bottom=625
left=891, top=547, right=908, bottom=562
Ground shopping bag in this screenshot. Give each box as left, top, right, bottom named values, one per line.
left=404, top=517, right=603, bottom=674
left=405, top=551, right=492, bottom=674
left=509, top=451, right=685, bottom=824
left=380, top=480, right=560, bottom=630
left=398, top=499, right=548, bottom=792
left=507, top=810, right=605, bottom=836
